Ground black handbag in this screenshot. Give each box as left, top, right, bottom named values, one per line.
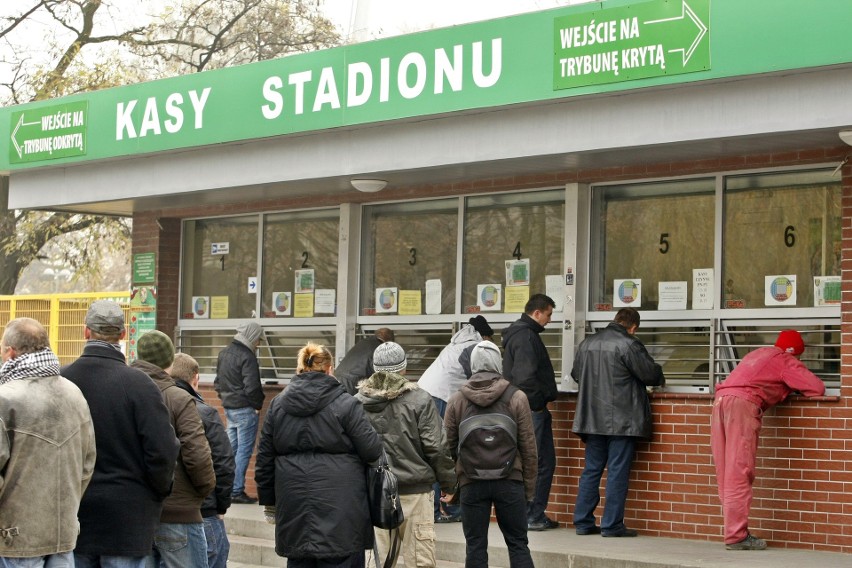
left=366, top=449, right=404, bottom=529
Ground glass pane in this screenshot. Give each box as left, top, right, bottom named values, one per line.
left=360, top=200, right=458, bottom=315
left=463, top=190, right=564, bottom=313
left=723, top=170, right=840, bottom=308
left=261, top=209, right=339, bottom=318
left=181, top=216, right=259, bottom=318
left=591, top=179, right=714, bottom=310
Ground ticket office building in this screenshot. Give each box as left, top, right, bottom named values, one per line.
left=4, top=1, right=852, bottom=552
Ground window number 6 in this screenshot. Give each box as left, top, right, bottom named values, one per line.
left=659, top=233, right=670, bottom=254
left=784, top=226, right=795, bottom=248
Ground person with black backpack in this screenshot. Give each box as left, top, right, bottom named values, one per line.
left=444, top=340, right=538, bottom=568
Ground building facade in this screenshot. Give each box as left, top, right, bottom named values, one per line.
left=3, top=0, right=852, bottom=552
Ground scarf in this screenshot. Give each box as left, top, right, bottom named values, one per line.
left=0, top=347, right=61, bottom=385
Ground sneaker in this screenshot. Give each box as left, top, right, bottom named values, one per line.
left=601, top=527, right=638, bottom=537
left=726, top=534, right=767, bottom=550
left=528, top=517, right=559, bottom=531
left=575, top=526, right=601, bottom=535
left=231, top=491, right=258, bottom=504
left=435, top=514, right=461, bottom=523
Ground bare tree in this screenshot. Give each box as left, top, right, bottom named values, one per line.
left=0, top=0, right=340, bottom=295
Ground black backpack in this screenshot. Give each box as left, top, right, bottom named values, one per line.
left=457, top=385, right=518, bottom=480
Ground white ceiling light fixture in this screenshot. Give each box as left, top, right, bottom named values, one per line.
left=840, top=130, right=852, bottom=147
left=350, top=179, right=387, bottom=193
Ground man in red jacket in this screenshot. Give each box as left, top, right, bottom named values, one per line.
left=711, top=329, right=826, bottom=551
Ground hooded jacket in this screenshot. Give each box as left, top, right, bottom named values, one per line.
left=357, top=371, right=457, bottom=494
left=501, top=313, right=557, bottom=411
left=418, top=325, right=482, bottom=403
left=132, top=360, right=216, bottom=523
left=62, top=342, right=179, bottom=556
left=334, top=335, right=383, bottom=395
left=256, top=371, right=382, bottom=559
left=0, top=374, right=96, bottom=557
left=444, top=372, right=538, bottom=500
left=571, top=322, right=665, bottom=439
left=214, top=340, right=264, bottom=410
left=174, top=379, right=235, bottom=517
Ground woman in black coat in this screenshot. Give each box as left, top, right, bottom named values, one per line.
left=255, top=342, right=382, bottom=568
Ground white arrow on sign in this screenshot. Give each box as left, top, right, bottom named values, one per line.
left=645, top=0, right=708, bottom=66
left=11, top=114, right=42, bottom=160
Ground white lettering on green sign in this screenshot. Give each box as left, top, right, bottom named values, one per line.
left=116, top=88, right=212, bottom=140
left=260, top=39, right=503, bottom=120
left=10, top=101, right=88, bottom=163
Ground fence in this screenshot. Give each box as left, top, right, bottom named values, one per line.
left=0, top=292, right=131, bottom=364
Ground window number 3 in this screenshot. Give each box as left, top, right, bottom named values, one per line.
left=409, top=248, right=417, bottom=266
left=659, top=233, right=670, bottom=254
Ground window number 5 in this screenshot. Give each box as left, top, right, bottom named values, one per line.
left=659, top=233, right=670, bottom=254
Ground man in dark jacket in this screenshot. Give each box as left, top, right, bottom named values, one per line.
left=571, top=307, right=665, bottom=538
left=62, top=300, right=180, bottom=568
left=501, top=293, right=558, bottom=531
left=214, top=321, right=265, bottom=503
left=335, top=327, right=394, bottom=395
left=445, top=340, right=538, bottom=568
left=171, top=352, right=235, bottom=568
left=133, top=330, right=216, bottom=568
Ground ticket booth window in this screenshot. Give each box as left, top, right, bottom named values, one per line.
left=261, top=209, right=340, bottom=318
left=360, top=200, right=458, bottom=315
left=590, top=179, right=715, bottom=310
left=723, top=169, right=840, bottom=309
left=463, top=190, right=564, bottom=313
left=181, top=216, right=259, bottom=319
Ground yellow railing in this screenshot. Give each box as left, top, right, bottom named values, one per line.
left=0, top=292, right=131, bottom=365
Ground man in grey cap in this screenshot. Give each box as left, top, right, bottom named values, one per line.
left=214, top=321, right=265, bottom=503
left=62, top=300, right=180, bottom=568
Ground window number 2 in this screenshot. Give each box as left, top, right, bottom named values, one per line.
left=301, top=251, right=310, bottom=268
left=659, top=233, right=670, bottom=254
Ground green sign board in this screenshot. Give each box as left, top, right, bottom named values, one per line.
left=132, top=252, right=156, bottom=284
left=554, top=0, right=709, bottom=89
left=9, top=101, right=88, bottom=164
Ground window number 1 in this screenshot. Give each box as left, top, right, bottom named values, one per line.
left=659, top=233, right=670, bottom=254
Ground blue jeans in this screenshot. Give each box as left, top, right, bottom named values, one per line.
left=527, top=408, right=555, bottom=523
left=573, top=434, right=637, bottom=533
left=203, top=516, right=229, bottom=568
left=74, top=554, right=150, bottom=568
left=225, top=406, right=259, bottom=495
left=460, top=480, right=533, bottom=568
left=431, top=396, right=460, bottom=520
left=0, top=553, right=73, bottom=568
left=147, top=522, right=208, bottom=568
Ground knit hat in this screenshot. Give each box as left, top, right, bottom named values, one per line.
left=469, top=315, right=494, bottom=338
left=775, top=329, right=805, bottom=356
left=85, top=300, right=125, bottom=334
left=471, top=340, right=502, bottom=374
left=235, top=321, right=264, bottom=349
left=373, top=341, right=407, bottom=374
left=137, top=330, right=176, bottom=370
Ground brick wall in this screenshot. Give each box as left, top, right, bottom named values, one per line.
left=141, top=146, right=852, bottom=552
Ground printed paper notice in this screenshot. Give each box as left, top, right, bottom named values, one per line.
left=692, top=268, right=714, bottom=310
left=210, top=296, right=229, bottom=319
left=613, top=279, right=641, bottom=308
left=314, top=289, right=336, bottom=314
left=814, top=276, right=841, bottom=306
left=191, top=296, right=210, bottom=319
left=504, top=286, right=529, bottom=313
left=545, top=274, right=564, bottom=312
left=375, top=288, right=398, bottom=314
left=398, top=290, right=422, bottom=315
left=272, top=292, right=291, bottom=316
left=764, top=275, right=796, bottom=306
left=477, top=284, right=502, bottom=312
left=425, top=280, right=442, bottom=315
left=505, top=259, right=530, bottom=287
left=294, top=293, right=314, bottom=317
left=657, top=282, right=687, bottom=310
left=295, top=269, right=315, bottom=293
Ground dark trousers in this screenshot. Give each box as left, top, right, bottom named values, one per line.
left=460, top=480, right=533, bottom=568
left=527, top=408, right=555, bottom=523
left=432, top=396, right=460, bottom=520
left=573, top=434, right=637, bottom=533
left=287, top=552, right=365, bottom=568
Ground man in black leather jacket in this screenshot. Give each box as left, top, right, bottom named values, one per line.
left=502, top=293, right=559, bottom=531
left=571, top=307, right=664, bottom=538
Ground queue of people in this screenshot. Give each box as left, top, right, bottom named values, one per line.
left=0, top=296, right=828, bottom=567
